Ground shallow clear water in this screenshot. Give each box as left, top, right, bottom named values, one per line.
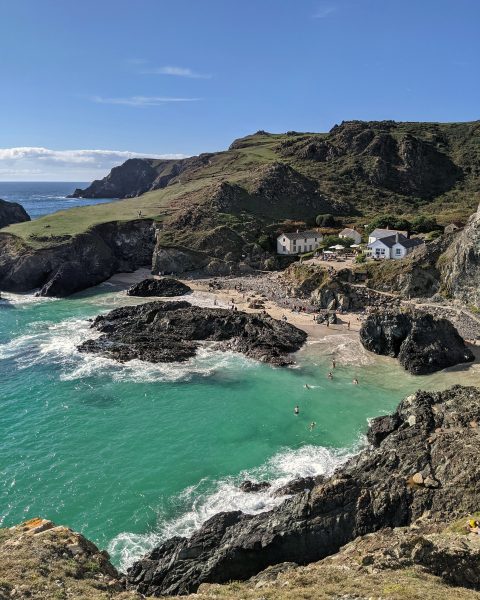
left=0, top=182, right=113, bottom=219
left=1, top=281, right=479, bottom=571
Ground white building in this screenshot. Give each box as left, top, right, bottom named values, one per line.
left=368, top=227, right=408, bottom=245
left=339, top=228, right=362, bottom=244
left=367, top=232, right=424, bottom=260
left=277, top=230, right=323, bottom=255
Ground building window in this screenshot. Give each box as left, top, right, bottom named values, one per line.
left=395, top=248, right=402, bottom=255
left=283, top=245, right=286, bottom=252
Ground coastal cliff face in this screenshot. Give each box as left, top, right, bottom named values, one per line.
left=0, top=220, right=155, bottom=296
left=70, top=154, right=214, bottom=199
left=440, top=205, right=480, bottom=307
left=0, top=198, right=30, bottom=228
left=126, top=385, right=480, bottom=596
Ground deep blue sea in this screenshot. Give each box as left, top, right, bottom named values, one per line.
left=0, top=182, right=113, bottom=219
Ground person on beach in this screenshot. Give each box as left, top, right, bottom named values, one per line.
left=294, top=405, right=300, bottom=415
left=347, top=321, right=351, bottom=330
left=332, top=359, right=336, bottom=369
left=213, top=298, right=218, bottom=306
left=326, top=319, right=329, bottom=328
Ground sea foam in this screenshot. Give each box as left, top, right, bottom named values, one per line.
left=108, top=441, right=361, bottom=572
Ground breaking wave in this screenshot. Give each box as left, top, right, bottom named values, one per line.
left=108, top=441, right=362, bottom=572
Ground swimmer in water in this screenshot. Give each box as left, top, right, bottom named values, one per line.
left=353, top=378, right=359, bottom=385
left=327, top=372, right=333, bottom=379
left=294, top=405, right=299, bottom=415
left=309, top=421, right=316, bottom=430
left=304, top=384, right=311, bottom=389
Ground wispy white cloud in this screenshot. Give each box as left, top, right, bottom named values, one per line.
left=313, top=3, right=336, bottom=18
left=91, top=95, right=201, bottom=107
left=0, top=147, right=189, bottom=181
left=141, top=65, right=212, bottom=79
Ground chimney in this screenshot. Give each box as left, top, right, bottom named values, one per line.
left=296, top=229, right=299, bottom=233
left=395, top=232, right=399, bottom=243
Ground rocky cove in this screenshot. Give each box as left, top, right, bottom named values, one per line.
left=2, top=385, right=480, bottom=599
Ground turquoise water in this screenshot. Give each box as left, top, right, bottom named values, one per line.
left=1, top=282, right=478, bottom=571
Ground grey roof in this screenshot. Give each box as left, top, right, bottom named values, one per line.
left=279, top=230, right=321, bottom=240
left=339, top=228, right=360, bottom=237
left=370, top=228, right=408, bottom=239
left=368, top=233, right=423, bottom=249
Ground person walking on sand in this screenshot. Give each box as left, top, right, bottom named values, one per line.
left=347, top=321, right=351, bottom=330
left=332, top=359, right=336, bottom=369
left=294, top=405, right=299, bottom=415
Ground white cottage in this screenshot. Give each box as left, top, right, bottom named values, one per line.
left=339, top=228, right=362, bottom=244
left=368, top=228, right=408, bottom=244
left=367, top=232, right=423, bottom=260
left=277, top=230, right=323, bottom=255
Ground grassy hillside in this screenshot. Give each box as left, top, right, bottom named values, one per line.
left=4, top=121, right=480, bottom=251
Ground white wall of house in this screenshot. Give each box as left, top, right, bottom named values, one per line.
left=368, top=239, right=391, bottom=259
left=368, top=240, right=412, bottom=260
left=277, top=233, right=323, bottom=255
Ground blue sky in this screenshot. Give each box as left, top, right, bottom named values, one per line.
left=0, top=0, right=478, bottom=180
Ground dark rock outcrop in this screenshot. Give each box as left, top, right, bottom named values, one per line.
left=70, top=154, right=214, bottom=199
left=239, top=481, right=271, bottom=493
left=0, top=198, right=30, bottom=228
left=78, top=301, right=307, bottom=366
left=0, top=220, right=155, bottom=296
left=359, top=310, right=474, bottom=374
left=127, top=385, right=480, bottom=595
left=127, top=278, right=191, bottom=297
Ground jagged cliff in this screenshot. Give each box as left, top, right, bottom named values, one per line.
left=2, top=386, right=480, bottom=599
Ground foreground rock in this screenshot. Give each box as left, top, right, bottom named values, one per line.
left=0, top=518, right=140, bottom=599
left=127, top=385, right=480, bottom=595
left=0, top=198, right=30, bottom=228
left=78, top=301, right=307, bottom=365
left=127, top=277, right=192, bottom=297
left=359, top=309, right=474, bottom=374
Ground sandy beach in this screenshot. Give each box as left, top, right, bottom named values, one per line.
left=182, top=277, right=361, bottom=343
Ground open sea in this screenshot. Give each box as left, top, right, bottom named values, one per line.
left=0, top=181, right=113, bottom=219
left=1, top=183, right=479, bottom=571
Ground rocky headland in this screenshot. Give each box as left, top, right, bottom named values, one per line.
left=0, top=198, right=30, bottom=228
left=359, top=309, right=475, bottom=374
left=127, top=277, right=192, bottom=297
left=125, top=384, right=480, bottom=595
left=78, top=301, right=307, bottom=366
